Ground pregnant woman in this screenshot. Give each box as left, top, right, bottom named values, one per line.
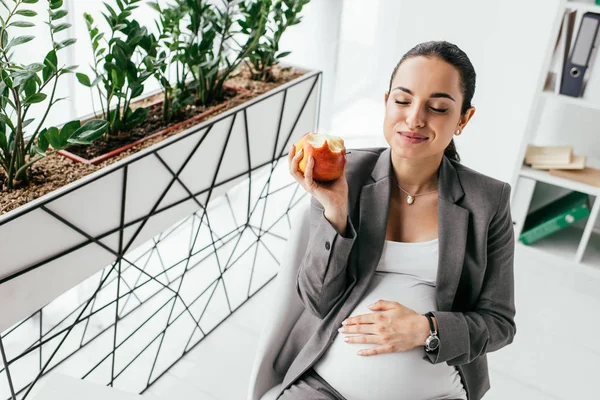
left=275, top=40, right=516, bottom=400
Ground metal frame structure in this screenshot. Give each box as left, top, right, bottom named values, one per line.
left=0, top=71, right=322, bottom=399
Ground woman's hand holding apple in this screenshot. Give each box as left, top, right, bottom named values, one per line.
left=288, top=133, right=349, bottom=236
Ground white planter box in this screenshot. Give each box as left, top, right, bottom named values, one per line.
left=0, top=70, right=321, bottom=334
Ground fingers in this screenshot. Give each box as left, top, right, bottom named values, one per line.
left=303, top=155, right=316, bottom=192
left=288, top=144, right=305, bottom=184
left=368, top=300, right=401, bottom=311
left=339, top=323, right=380, bottom=335
left=356, top=344, right=394, bottom=357
left=342, top=312, right=381, bottom=326
left=343, top=334, right=380, bottom=345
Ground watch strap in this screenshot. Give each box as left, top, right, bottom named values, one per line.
left=424, top=312, right=437, bottom=335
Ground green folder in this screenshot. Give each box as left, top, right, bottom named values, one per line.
left=519, top=191, right=590, bottom=245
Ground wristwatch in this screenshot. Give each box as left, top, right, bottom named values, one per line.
left=423, top=312, right=440, bottom=353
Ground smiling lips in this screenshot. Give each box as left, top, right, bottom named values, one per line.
left=398, top=131, right=429, bottom=143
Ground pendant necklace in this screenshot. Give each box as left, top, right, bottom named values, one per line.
left=394, top=179, right=438, bottom=205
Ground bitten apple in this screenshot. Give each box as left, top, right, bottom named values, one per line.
left=295, top=132, right=346, bottom=182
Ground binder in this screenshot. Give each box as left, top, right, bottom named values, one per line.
left=545, top=9, right=577, bottom=93
left=519, top=191, right=590, bottom=245
left=555, top=10, right=577, bottom=94
left=559, top=12, right=600, bottom=97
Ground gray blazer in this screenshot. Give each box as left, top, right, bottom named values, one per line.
left=273, top=147, right=516, bottom=400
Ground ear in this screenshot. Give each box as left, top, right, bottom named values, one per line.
left=384, top=92, right=389, bottom=106
left=458, top=106, right=476, bottom=130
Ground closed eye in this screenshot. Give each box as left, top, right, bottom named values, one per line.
left=430, top=107, right=448, bottom=113
left=395, top=101, right=448, bottom=113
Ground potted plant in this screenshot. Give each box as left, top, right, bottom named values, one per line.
left=0, top=0, right=108, bottom=190
left=0, top=0, right=319, bottom=339
left=241, top=0, right=310, bottom=82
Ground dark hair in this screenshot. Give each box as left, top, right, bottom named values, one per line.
left=387, top=41, right=476, bottom=163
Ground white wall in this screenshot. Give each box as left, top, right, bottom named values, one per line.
left=278, top=0, right=344, bottom=132
left=330, top=0, right=562, bottom=184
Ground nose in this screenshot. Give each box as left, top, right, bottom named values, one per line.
left=405, top=103, right=426, bottom=129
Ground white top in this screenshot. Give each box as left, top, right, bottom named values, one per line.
left=313, top=239, right=467, bottom=400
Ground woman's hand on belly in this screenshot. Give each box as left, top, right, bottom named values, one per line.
left=338, top=300, right=431, bottom=356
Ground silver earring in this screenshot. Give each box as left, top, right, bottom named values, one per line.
left=455, top=129, right=461, bottom=135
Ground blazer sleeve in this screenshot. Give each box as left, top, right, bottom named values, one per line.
left=295, top=196, right=357, bottom=319
left=426, top=182, right=516, bottom=366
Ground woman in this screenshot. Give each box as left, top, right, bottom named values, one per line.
left=277, top=41, right=516, bottom=400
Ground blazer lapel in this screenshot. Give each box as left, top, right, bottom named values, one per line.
left=337, top=149, right=392, bottom=317
left=436, top=156, right=469, bottom=311
left=356, top=149, right=392, bottom=282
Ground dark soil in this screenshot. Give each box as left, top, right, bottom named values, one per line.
left=0, top=65, right=306, bottom=216
left=65, top=88, right=238, bottom=160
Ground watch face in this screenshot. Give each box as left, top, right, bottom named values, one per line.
left=427, top=337, right=440, bottom=350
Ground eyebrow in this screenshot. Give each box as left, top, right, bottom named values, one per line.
left=392, top=86, right=455, bottom=102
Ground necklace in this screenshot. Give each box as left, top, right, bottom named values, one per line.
left=394, top=180, right=438, bottom=205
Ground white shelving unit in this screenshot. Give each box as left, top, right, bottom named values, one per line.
left=510, top=0, right=600, bottom=272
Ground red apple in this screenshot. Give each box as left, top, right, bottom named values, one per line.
left=295, top=132, right=346, bottom=182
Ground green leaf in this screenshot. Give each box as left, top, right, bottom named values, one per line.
left=42, top=67, right=52, bottom=83
left=67, top=119, right=108, bottom=145
left=9, top=21, right=35, bottom=28
left=23, top=93, right=47, bottom=105
left=130, top=84, right=143, bottom=98
left=147, top=1, right=161, bottom=12
left=36, top=129, right=49, bottom=155
left=15, top=10, right=37, bottom=17
left=22, top=0, right=39, bottom=3
left=75, top=72, right=91, bottom=87
left=26, top=63, right=44, bottom=73
left=49, top=0, right=63, bottom=10
left=277, top=51, right=291, bottom=59
left=60, top=120, right=81, bottom=137
left=56, top=38, right=76, bottom=49
left=111, top=68, right=125, bottom=90
left=6, top=35, right=34, bottom=51
left=112, top=45, right=128, bottom=69
left=50, top=10, right=68, bottom=20
left=23, top=78, right=36, bottom=98
left=124, top=107, right=147, bottom=130
left=0, top=114, right=14, bottom=131
left=42, top=126, right=60, bottom=149
left=52, top=23, right=71, bottom=33
left=22, top=118, right=34, bottom=129
left=0, top=129, right=8, bottom=154
left=44, top=50, right=58, bottom=72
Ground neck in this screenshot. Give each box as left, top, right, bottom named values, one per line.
left=391, top=151, right=443, bottom=194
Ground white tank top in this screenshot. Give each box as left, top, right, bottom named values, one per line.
left=313, top=239, right=467, bottom=400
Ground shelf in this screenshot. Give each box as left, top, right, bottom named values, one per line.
left=520, top=226, right=600, bottom=272
left=520, top=165, right=600, bottom=196
left=565, top=1, right=600, bottom=13
left=541, top=91, right=600, bottom=112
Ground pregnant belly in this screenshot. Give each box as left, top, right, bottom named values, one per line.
left=313, top=273, right=466, bottom=400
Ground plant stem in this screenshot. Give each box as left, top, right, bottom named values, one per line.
left=27, top=72, right=59, bottom=154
